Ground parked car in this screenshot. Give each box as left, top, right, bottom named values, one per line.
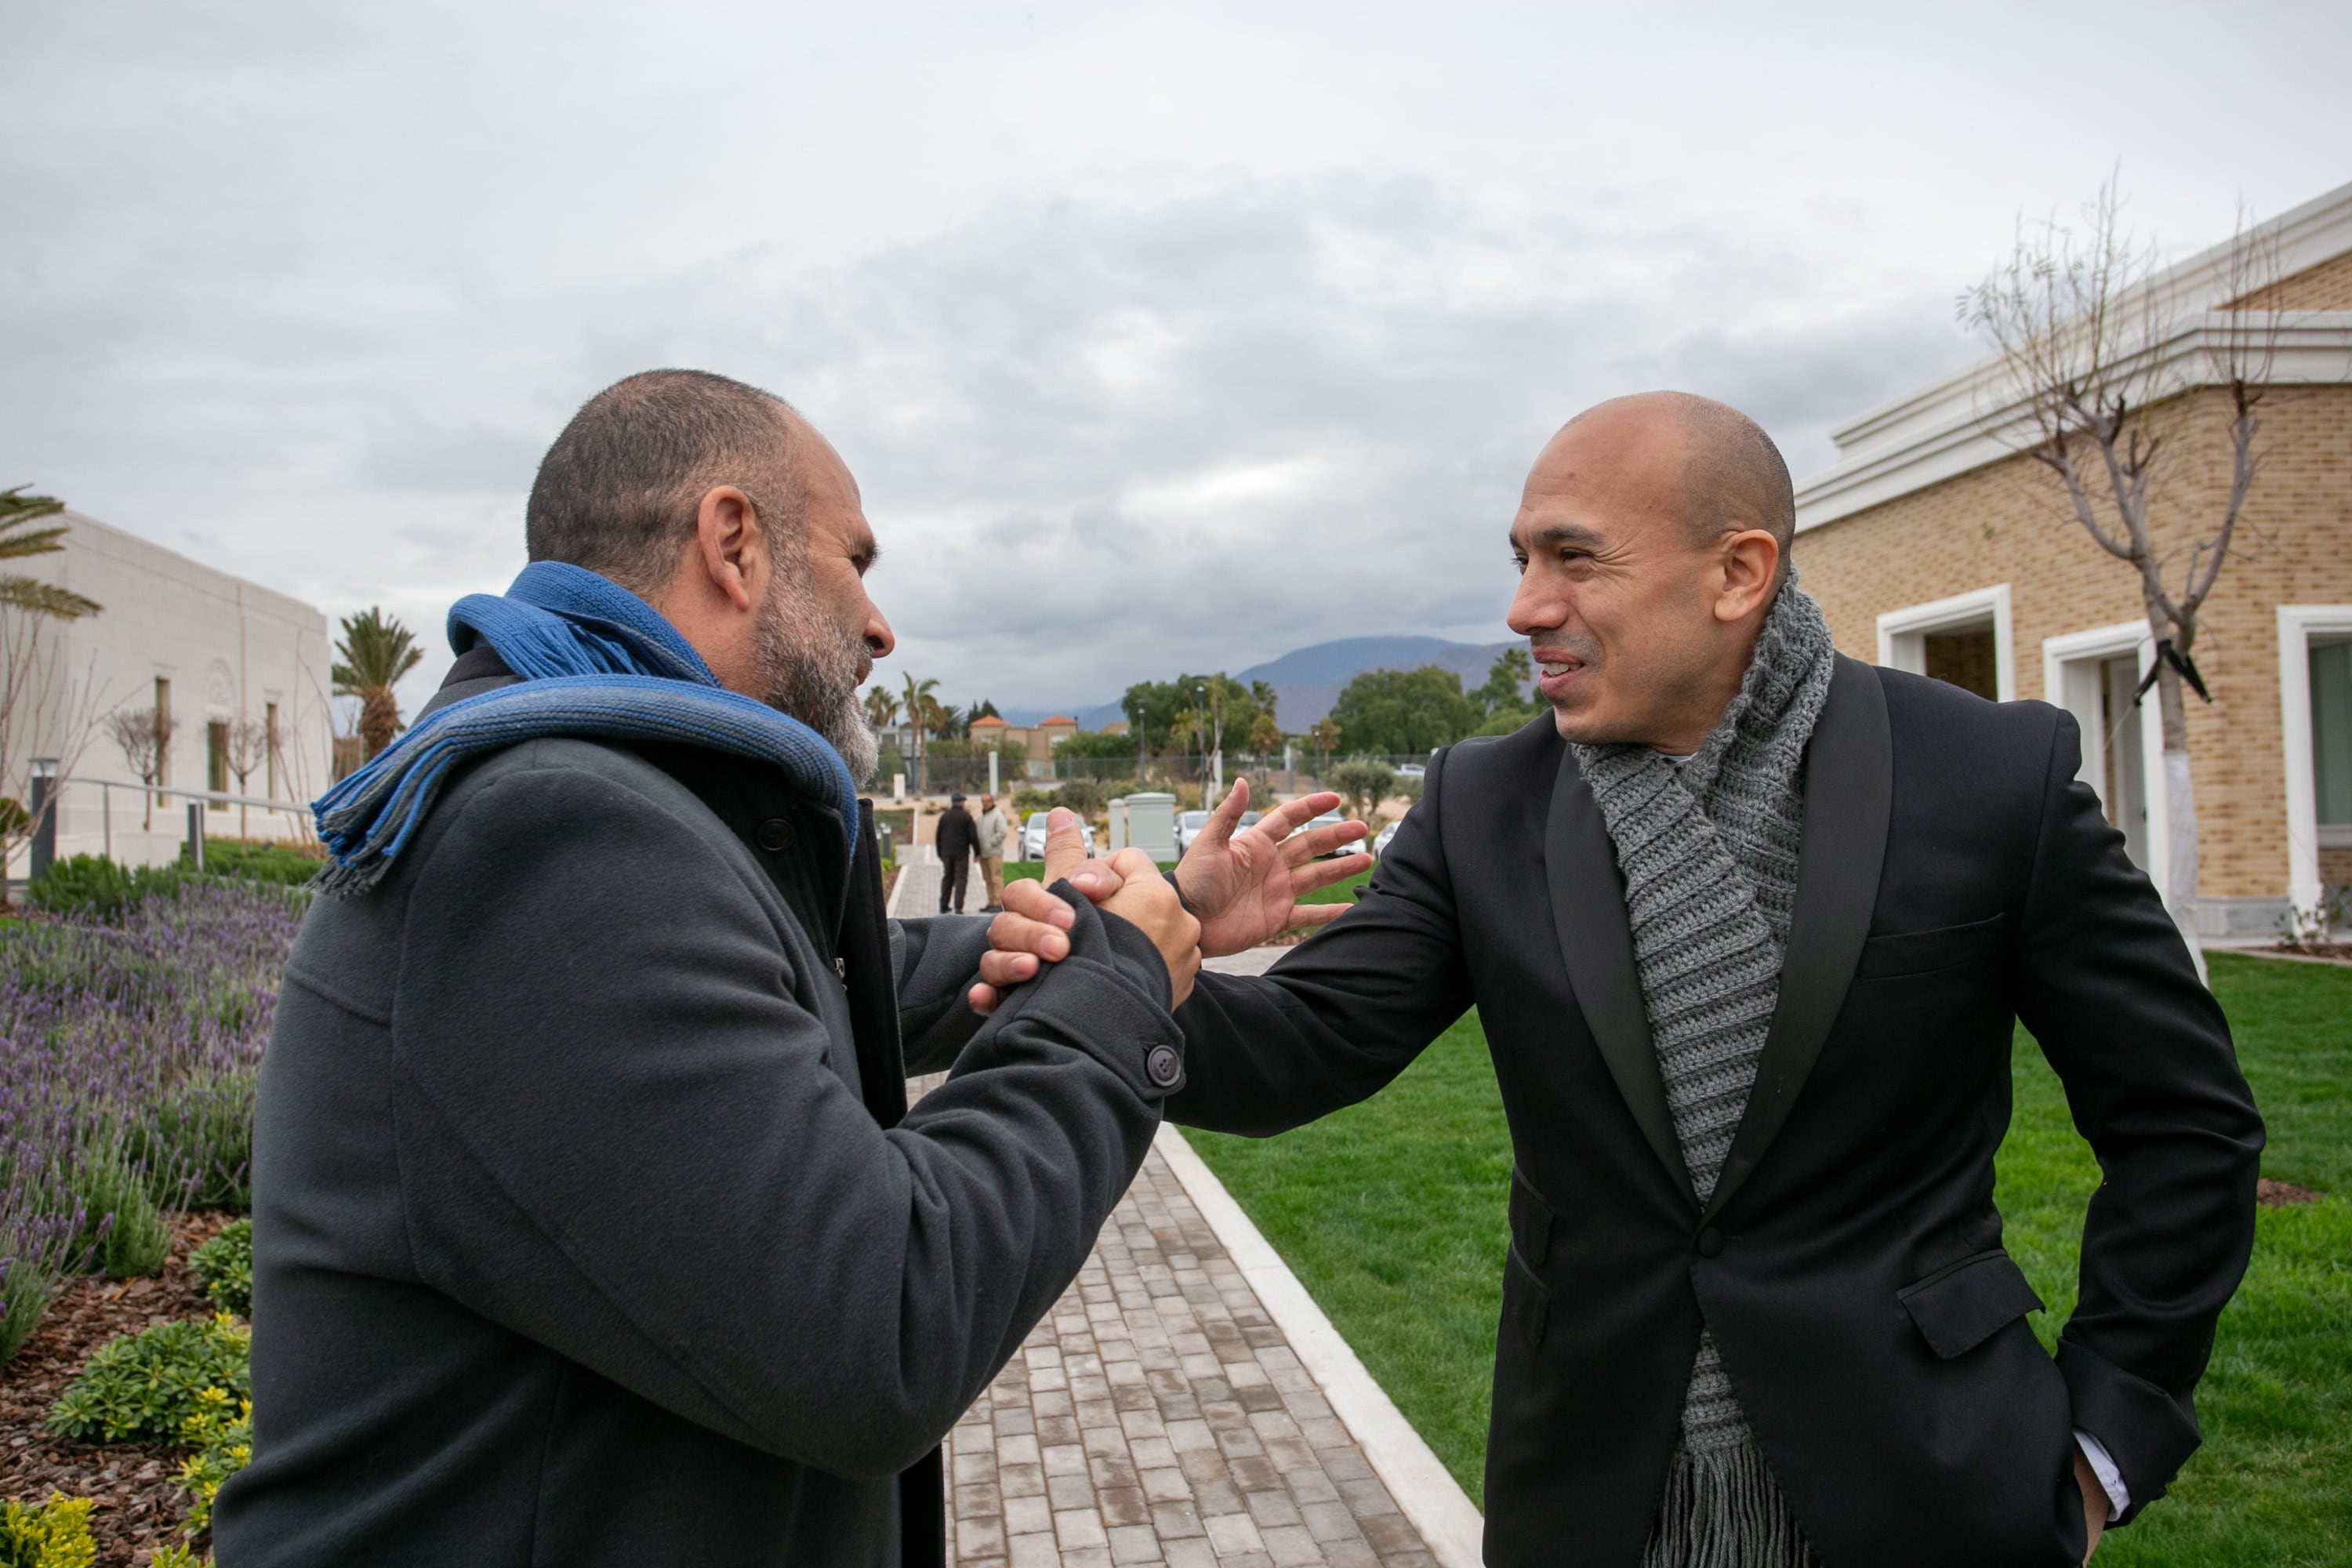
left=1394, top=762, right=1427, bottom=781
left=1019, top=811, right=1097, bottom=861
left=1370, top=818, right=1403, bottom=859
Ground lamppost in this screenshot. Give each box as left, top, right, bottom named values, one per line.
left=1192, top=683, right=1207, bottom=800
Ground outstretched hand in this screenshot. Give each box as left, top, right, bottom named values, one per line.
left=1174, top=781, right=1369, bottom=958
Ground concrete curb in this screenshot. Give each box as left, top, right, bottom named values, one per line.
left=1152, top=1120, right=1488, bottom=1568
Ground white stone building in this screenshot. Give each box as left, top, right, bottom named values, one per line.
left=4, top=510, right=334, bottom=873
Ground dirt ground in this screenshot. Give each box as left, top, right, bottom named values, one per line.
left=1, top=1211, right=238, bottom=1566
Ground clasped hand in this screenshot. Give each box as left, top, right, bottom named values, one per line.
left=969, top=783, right=1370, bottom=1015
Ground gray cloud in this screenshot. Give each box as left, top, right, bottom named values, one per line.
left=6, top=1, right=2347, bottom=720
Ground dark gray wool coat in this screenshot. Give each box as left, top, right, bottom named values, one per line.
left=212, top=657, right=1186, bottom=1566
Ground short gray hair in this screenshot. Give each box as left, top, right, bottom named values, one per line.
left=525, top=369, right=802, bottom=594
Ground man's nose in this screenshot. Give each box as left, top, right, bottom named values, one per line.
left=865, top=602, right=895, bottom=659
left=1506, top=573, right=1566, bottom=637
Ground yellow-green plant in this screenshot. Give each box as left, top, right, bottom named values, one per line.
left=175, top=1382, right=253, bottom=1538
left=0, top=1493, right=96, bottom=1568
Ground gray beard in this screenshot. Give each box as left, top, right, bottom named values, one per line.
left=753, top=569, right=879, bottom=791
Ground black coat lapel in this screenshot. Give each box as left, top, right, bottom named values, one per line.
left=1700, top=655, right=1892, bottom=1227
left=1547, top=744, right=1696, bottom=1205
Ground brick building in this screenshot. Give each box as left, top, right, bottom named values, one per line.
left=1791, top=180, right=2352, bottom=940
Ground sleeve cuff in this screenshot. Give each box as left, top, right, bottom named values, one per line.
left=2074, top=1430, right=2129, bottom=1523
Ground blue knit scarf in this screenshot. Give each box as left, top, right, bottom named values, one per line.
left=312, top=561, right=861, bottom=892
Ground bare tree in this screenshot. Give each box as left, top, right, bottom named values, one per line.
left=0, top=607, right=107, bottom=891
left=106, top=707, right=178, bottom=831
left=1959, top=176, right=2280, bottom=976
left=223, top=715, right=270, bottom=840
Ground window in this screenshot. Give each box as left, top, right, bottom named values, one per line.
left=207, top=720, right=229, bottom=800
left=2314, top=638, right=2352, bottom=836
left=265, top=702, right=280, bottom=797
left=1878, top=585, right=2015, bottom=701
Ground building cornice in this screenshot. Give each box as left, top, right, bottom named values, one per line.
left=1796, top=312, right=2352, bottom=533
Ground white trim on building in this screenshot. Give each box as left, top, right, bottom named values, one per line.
left=1875, top=583, right=2015, bottom=701
left=2278, top=604, right=2352, bottom=921
left=2042, top=621, right=2168, bottom=894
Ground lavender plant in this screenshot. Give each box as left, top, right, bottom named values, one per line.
left=1, top=879, right=301, bottom=1361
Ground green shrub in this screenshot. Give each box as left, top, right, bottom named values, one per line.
left=26, top=855, right=154, bottom=921
left=48, top=1314, right=250, bottom=1446
left=189, top=1220, right=252, bottom=1317
left=1330, top=760, right=1399, bottom=822
left=149, top=1548, right=201, bottom=1568
left=174, top=1383, right=252, bottom=1538
left=64, top=1145, right=170, bottom=1279
left=189, top=838, right=323, bottom=887
left=1054, top=777, right=1109, bottom=818
left=0, top=1258, right=56, bottom=1367
left=0, top=1494, right=97, bottom=1568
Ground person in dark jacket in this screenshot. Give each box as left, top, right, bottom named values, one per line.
left=212, top=369, right=1207, bottom=1568
left=935, top=792, right=978, bottom=913
left=1041, top=394, right=2263, bottom=1567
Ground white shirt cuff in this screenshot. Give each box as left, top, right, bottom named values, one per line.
left=2074, top=1430, right=2129, bottom=1521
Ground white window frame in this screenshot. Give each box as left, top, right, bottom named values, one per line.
left=2042, top=620, right=2170, bottom=899
left=2278, top=604, right=2352, bottom=913
left=1877, top=583, right=2016, bottom=702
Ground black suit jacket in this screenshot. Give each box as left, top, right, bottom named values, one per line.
left=1168, top=657, right=2262, bottom=1568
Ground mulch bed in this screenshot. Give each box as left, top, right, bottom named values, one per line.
left=1, top=1210, right=239, bottom=1566
left=2258, top=1178, right=2325, bottom=1207
left=2262, top=939, right=2352, bottom=964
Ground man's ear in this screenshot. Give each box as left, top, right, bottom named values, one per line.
left=1713, top=528, right=1781, bottom=623
left=692, top=485, right=765, bottom=614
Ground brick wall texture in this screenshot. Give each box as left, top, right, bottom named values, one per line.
left=2231, top=249, right=2352, bottom=312
left=1793, top=383, right=2352, bottom=902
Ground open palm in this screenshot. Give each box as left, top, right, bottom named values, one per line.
left=1175, top=781, right=1370, bottom=958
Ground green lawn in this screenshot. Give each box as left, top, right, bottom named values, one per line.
left=1185, top=953, right=2352, bottom=1564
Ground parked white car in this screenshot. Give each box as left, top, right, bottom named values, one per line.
left=1019, top=811, right=1097, bottom=861
left=1370, top=818, right=1403, bottom=860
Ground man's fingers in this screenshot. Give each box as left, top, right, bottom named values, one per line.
left=1040, top=807, right=1089, bottom=884
left=1107, top=847, right=1163, bottom=881
left=985, top=912, right=1068, bottom=964
left=1197, top=779, right=1250, bottom=850
left=1262, top=791, right=1341, bottom=840
left=978, top=949, right=1044, bottom=988
left=1290, top=851, right=1370, bottom=895
left=1002, top=878, right=1076, bottom=927
left=1285, top=819, right=1369, bottom=864
left=1284, top=902, right=1351, bottom=931
left=1068, top=860, right=1127, bottom=902
left=968, top=981, right=1000, bottom=1017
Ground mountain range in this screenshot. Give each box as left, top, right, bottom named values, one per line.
left=994, top=634, right=1521, bottom=734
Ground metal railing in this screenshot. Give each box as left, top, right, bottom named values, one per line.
left=23, top=768, right=313, bottom=878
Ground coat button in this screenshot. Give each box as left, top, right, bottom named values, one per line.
left=1695, top=1226, right=1723, bottom=1258
left=755, top=818, right=794, bottom=852
left=1145, top=1044, right=1181, bottom=1089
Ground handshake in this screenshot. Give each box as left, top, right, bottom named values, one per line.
left=964, top=783, right=1371, bottom=1016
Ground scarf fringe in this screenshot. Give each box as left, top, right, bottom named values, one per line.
left=1642, top=1440, right=1818, bottom=1568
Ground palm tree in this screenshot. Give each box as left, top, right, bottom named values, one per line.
left=333, top=608, right=425, bottom=759
left=899, top=673, right=938, bottom=794
left=863, top=686, right=900, bottom=731
left=1, top=485, right=102, bottom=621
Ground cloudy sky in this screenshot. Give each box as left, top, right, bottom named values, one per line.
left=5, top=1, right=2347, bottom=717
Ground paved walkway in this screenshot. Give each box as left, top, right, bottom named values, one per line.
left=891, top=853, right=1477, bottom=1566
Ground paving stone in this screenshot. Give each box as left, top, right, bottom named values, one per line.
left=916, top=1050, right=1443, bottom=1566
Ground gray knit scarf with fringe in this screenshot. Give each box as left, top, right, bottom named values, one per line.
left=1570, top=582, right=1836, bottom=1568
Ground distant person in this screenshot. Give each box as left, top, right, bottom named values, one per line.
left=935, top=792, right=978, bottom=913
left=975, top=791, right=1011, bottom=912
left=1034, top=393, right=2263, bottom=1566
left=216, top=369, right=1207, bottom=1568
